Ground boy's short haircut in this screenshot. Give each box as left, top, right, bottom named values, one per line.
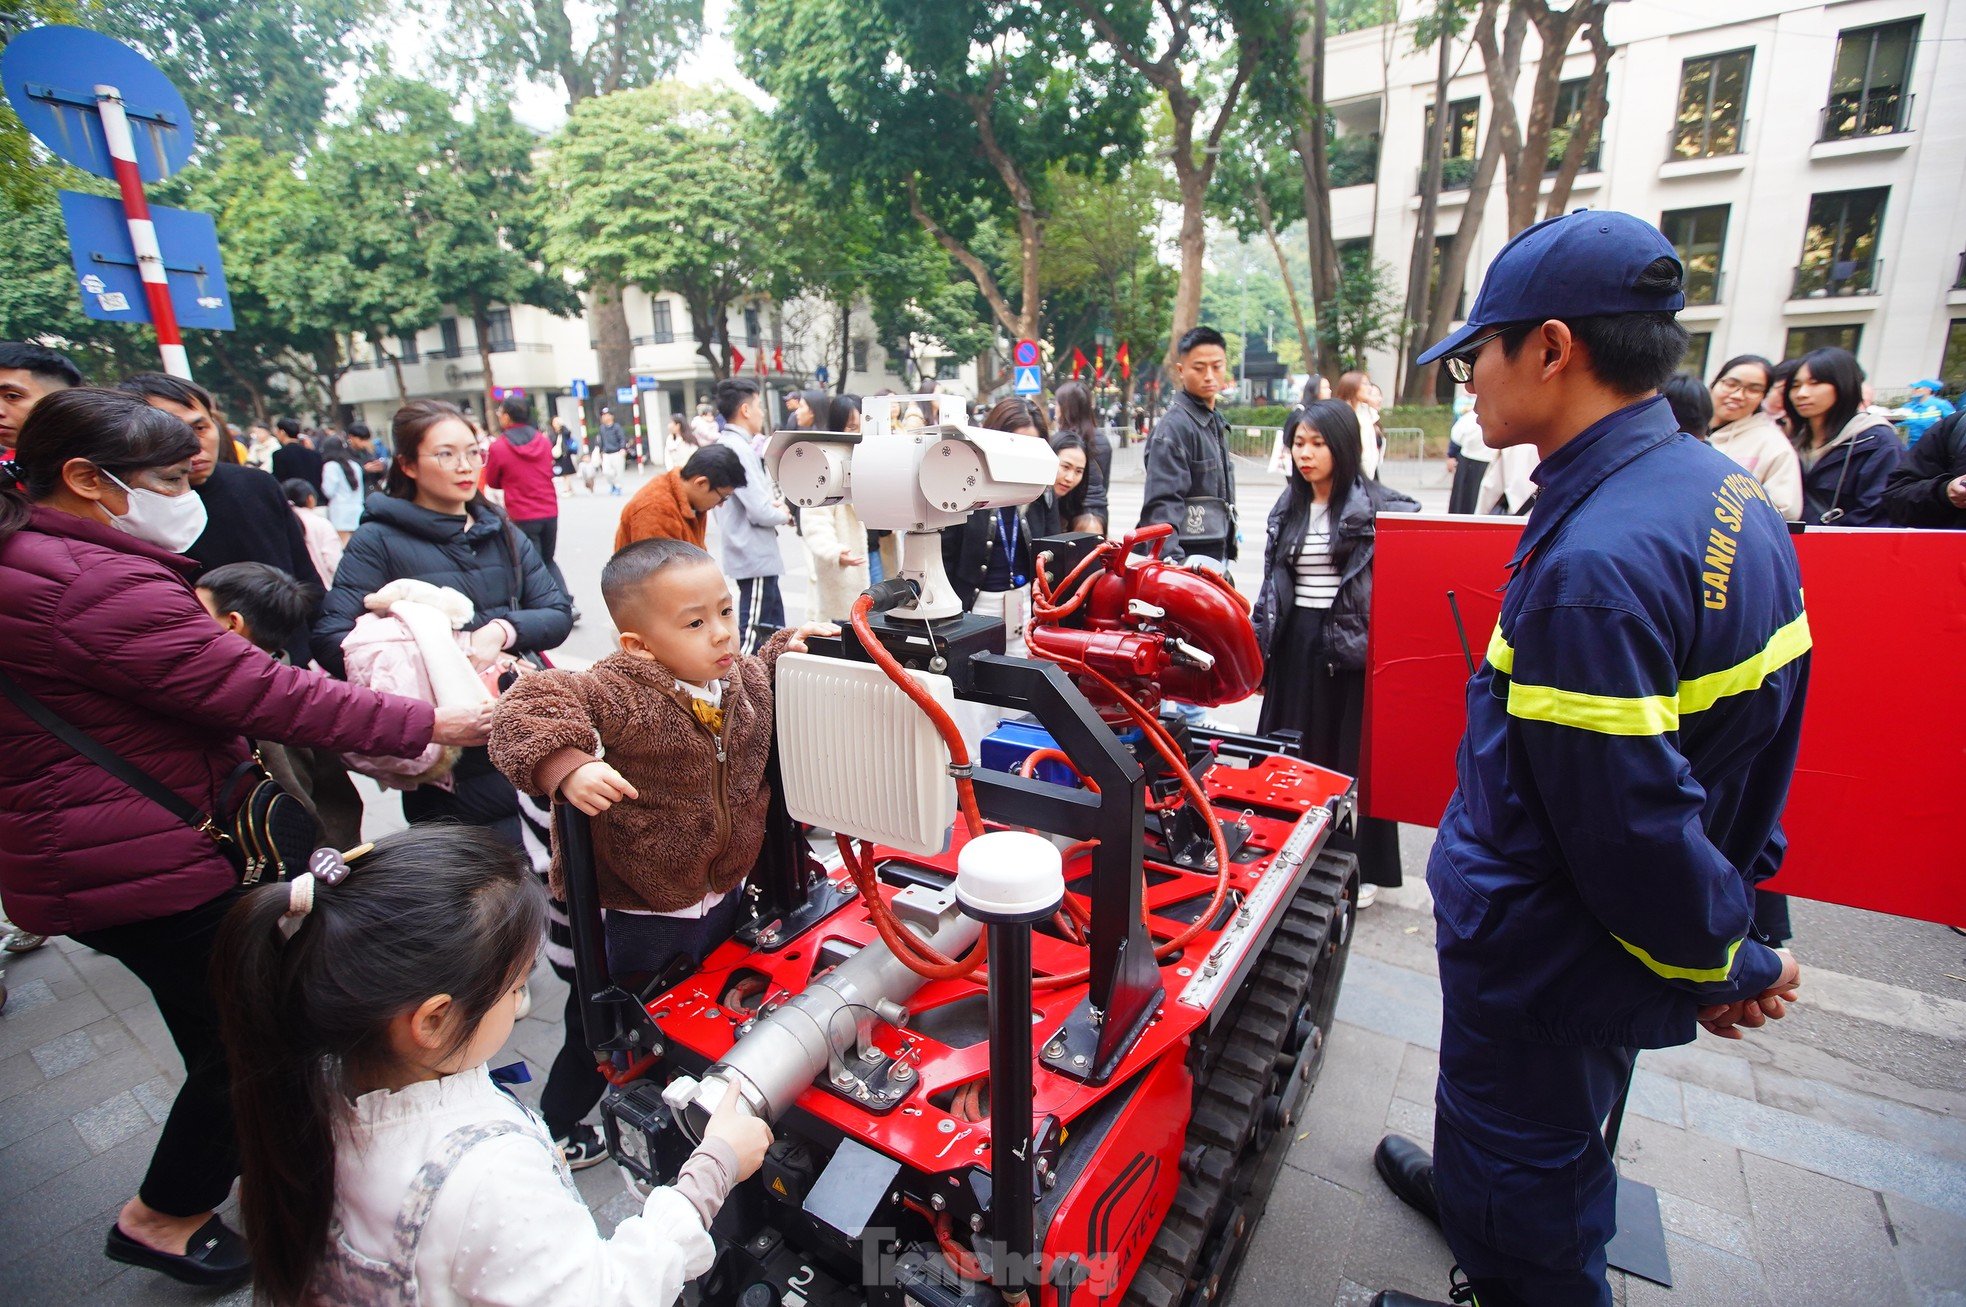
left=715, top=377, right=760, bottom=422
left=347, top=422, right=372, bottom=442
left=116, top=372, right=216, bottom=414
left=1176, top=326, right=1227, bottom=357
left=197, top=561, right=323, bottom=654
left=276, top=416, right=302, bottom=439
left=680, top=443, right=746, bottom=489
left=281, top=477, right=316, bottom=507
left=0, top=342, right=83, bottom=388
left=499, top=394, right=532, bottom=425
left=601, top=537, right=718, bottom=628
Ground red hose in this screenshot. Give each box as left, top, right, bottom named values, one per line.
left=850, top=593, right=984, bottom=838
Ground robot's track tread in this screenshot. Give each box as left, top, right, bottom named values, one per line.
left=1120, top=848, right=1358, bottom=1307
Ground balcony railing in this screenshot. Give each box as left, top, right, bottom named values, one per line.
left=632, top=331, right=677, bottom=346
left=1818, top=91, right=1913, bottom=142
left=1791, top=257, right=1883, bottom=299
left=1665, top=117, right=1748, bottom=164
left=1416, top=156, right=1477, bottom=195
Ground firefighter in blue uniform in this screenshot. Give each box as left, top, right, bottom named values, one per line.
left=1369, top=212, right=1811, bottom=1307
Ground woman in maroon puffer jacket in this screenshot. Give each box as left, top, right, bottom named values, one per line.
left=0, top=389, right=494, bottom=1291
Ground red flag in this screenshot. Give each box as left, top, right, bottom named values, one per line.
left=731, top=344, right=746, bottom=373
left=772, top=345, right=784, bottom=373
left=1118, top=342, right=1131, bottom=380
left=1094, top=344, right=1105, bottom=379
left=1071, top=347, right=1090, bottom=380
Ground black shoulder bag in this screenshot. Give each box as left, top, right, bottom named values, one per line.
left=1178, top=422, right=1237, bottom=559
left=0, top=667, right=317, bottom=886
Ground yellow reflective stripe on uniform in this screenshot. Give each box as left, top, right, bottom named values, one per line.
left=1615, top=933, right=1743, bottom=984
left=1677, top=611, right=1812, bottom=715
left=1503, top=609, right=1810, bottom=737
left=1485, top=626, right=1514, bottom=674
left=1507, top=684, right=1679, bottom=736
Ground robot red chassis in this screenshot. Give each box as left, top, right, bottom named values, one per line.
left=560, top=401, right=1362, bottom=1307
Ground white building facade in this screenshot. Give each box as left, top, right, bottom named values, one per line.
left=1323, top=0, right=1966, bottom=397
left=339, top=288, right=971, bottom=444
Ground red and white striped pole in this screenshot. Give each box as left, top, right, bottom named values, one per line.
left=94, top=83, right=190, bottom=380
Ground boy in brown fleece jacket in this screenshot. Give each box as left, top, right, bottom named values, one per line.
left=489, top=537, right=834, bottom=980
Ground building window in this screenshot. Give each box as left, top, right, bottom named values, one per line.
left=1680, top=332, right=1712, bottom=380
left=1942, top=320, right=1966, bottom=387
left=935, top=356, right=962, bottom=381
left=1672, top=49, right=1751, bottom=160
left=744, top=306, right=762, bottom=348
left=398, top=332, right=420, bottom=364
left=1547, top=78, right=1603, bottom=173
left=1661, top=205, right=1729, bottom=306
left=438, top=317, right=461, bottom=358
left=1784, top=324, right=1862, bottom=358
left=1821, top=19, right=1918, bottom=141
left=1793, top=188, right=1887, bottom=298
left=484, top=309, right=515, bottom=353
left=1425, top=98, right=1480, bottom=189
left=852, top=338, right=870, bottom=373
left=652, top=299, right=674, bottom=344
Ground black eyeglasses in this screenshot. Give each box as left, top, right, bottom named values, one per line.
left=1443, top=326, right=1513, bottom=384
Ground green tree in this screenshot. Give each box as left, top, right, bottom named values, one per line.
left=100, top=0, right=382, bottom=152
left=1069, top=0, right=1300, bottom=369
left=540, top=86, right=790, bottom=381
left=1319, top=247, right=1406, bottom=371
left=1041, top=162, right=1172, bottom=411
left=735, top=0, right=1147, bottom=348
left=444, top=0, right=703, bottom=404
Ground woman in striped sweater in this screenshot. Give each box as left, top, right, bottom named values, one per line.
left=1253, top=401, right=1419, bottom=906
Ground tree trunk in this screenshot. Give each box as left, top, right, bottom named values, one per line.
left=471, top=313, right=498, bottom=420
left=1296, top=0, right=1343, bottom=380
left=591, top=279, right=634, bottom=409
left=1476, top=0, right=1531, bottom=236
left=1407, top=111, right=1508, bottom=403
left=1511, top=3, right=1588, bottom=235
left=1399, top=16, right=1457, bottom=403
left=1168, top=148, right=1209, bottom=374
left=1543, top=6, right=1613, bottom=221
left=837, top=296, right=851, bottom=394
left=906, top=172, right=1023, bottom=341
left=1256, top=185, right=1316, bottom=382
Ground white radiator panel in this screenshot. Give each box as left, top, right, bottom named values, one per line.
left=774, top=652, right=956, bottom=857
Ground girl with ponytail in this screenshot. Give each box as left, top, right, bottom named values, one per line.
left=212, top=825, right=770, bottom=1305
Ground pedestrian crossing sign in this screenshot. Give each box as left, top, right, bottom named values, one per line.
left=1013, top=364, right=1042, bottom=395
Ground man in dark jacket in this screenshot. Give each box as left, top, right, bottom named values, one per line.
left=596, top=407, right=629, bottom=494
left=1883, top=408, right=1966, bottom=527
left=1371, top=213, right=1808, bottom=1307
left=269, top=416, right=324, bottom=493
left=1138, top=325, right=1236, bottom=568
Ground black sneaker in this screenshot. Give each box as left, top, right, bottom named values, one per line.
left=557, top=1122, right=610, bottom=1170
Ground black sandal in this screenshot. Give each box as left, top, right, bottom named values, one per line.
left=105, top=1215, right=251, bottom=1288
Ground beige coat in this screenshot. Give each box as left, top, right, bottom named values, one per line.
left=800, top=502, right=871, bottom=623
left=1709, top=411, right=1803, bottom=521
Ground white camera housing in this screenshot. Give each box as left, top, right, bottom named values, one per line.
left=766, top=393, right=1056, bottom=621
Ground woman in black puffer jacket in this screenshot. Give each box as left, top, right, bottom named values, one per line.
left=312, top=399, right=571, bottom=840
left=1252, top=401, right=1418, bottom=901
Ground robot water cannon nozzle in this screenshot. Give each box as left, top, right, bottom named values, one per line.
left=765, top=394, right=1057, bottom=622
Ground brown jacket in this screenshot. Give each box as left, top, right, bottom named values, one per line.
left=488, top=630, right=794, bottom=912
left=613, top=469, right=707, bottom=553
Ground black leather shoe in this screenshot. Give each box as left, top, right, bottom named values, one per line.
left=1374, top=1133, right=1441, bottom=1226
left=1370, top=1293, right=1453, bottom=1307
left=105, top=1216, right=251, bottom=1288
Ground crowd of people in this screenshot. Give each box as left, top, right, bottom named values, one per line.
left=0, top=248, right=1959, bottom=1307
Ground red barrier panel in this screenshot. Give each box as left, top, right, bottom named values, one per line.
left=1363, top=514, right=1966, bottom=927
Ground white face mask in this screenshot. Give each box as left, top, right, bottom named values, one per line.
left=102, top=469, right=208, bottom=553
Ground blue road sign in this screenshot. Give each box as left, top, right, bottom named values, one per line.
left=1013, top=338, right=1039, bottom=368
left=615, top=386, right=636, bottom=404
left=59, top=190, right=232, bottom=330
left=570, top=379, right=589, bottom=399
left=634, top=374, right=659, bottom=391
left=2, top=27, right=195, bottom=182
left=1013, top=364, right=1042, bottom=396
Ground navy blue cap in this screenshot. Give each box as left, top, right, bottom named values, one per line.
left=1416, top=209, right=1687, bottom=366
